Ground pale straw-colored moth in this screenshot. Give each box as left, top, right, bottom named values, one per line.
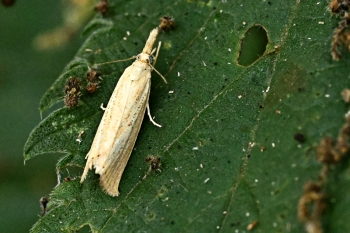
left=80, top=27, right=167, bottom=196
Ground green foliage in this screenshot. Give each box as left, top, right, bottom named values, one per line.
left=24, top=0, right=350, bottom=232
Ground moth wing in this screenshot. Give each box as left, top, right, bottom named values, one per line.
left=100, top=64, right=152, bottom=196
left=80, top=65, right=134, bottom=182
left=81, top=61, right=152, bottom=197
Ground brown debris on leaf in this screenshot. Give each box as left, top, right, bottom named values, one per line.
left=39, top=197, right=49, bottom=216
left=331, top=12, right=350, bottom=60
left=298, top=182, right=326, bottom=228
left=330, top=0, right=350, bottom=14
left=330, top=0, right=350, bottom=60
left=298, top=90, right=350, bottom=232
left=85, top=68, right=100, bottom=93
left=159, top=16, right=175, bottom=31
left=341, top=88, right=350, bottom=102
left=64, top=77, right=82, bottom=108
left=94, top=0, right=109, bottom=15
left=145, top=155, right=161, bottom=172
left=316, top=137, right=341, bottom=164
left=298, top=181, right=326, bottom=233
left=247, top=220, right=258, bottom=231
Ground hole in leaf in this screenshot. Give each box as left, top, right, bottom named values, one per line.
left=238, top=25, right=268, bottom=67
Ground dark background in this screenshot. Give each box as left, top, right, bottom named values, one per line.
left=0, top=1, right=84, bottom=232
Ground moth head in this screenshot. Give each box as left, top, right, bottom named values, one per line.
left=136, top=53, right=153, bottom=64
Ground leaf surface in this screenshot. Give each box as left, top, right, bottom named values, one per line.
left=25, top=0, right=350, bottom=232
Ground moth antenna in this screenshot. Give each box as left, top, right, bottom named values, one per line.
left=150, top=47, right=157, bottom=55
left=152, top=41, right=162, bottom=67
left=149, top=63, right=167, bottom=84
left=94, top=56, right=136, bottom=66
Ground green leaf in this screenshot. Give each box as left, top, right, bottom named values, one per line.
left=24, top=0, right=350, bottom=232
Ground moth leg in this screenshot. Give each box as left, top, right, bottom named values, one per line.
left=152, top=41, right=161, bottom=67
left=100, top=103, right=106, bottom=111
left=147, top=103, right=162, bottom=127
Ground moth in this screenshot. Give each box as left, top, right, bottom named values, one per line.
left=80, top=27, right=167, bottom=196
